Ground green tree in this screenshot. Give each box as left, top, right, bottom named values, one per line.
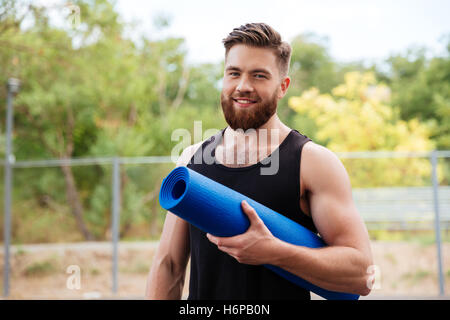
left=0, top=0, right=224, bottom=241
left=376, top=39, right=450, bottom=150
left=289, top=71, right=437, bottom=187
left=279, top=32, right=371, bottom=132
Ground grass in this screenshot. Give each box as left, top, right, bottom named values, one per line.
left=15, top=246, right=27, bottom=256
left=401, top=269, right=432, bottom=286
left=369, top=229, right=450, bottom=245
left=120, top=261, right=150, bottom=274
left=7, top=201, right=84, bottom=244
left=23, top=259, right=57, bottom=277
left=89, top=267, right=101, bottom=276
left=384, top=252, right=397, bottom=265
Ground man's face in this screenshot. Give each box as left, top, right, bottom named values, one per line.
left=221, top=44, right=289, bottom=131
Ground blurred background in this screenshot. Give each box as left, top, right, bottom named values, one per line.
left=0, top=0, right=449, bottom=299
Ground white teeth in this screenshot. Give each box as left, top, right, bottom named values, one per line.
left=236, top=99, right=254, bottom=104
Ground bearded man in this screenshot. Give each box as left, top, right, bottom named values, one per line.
left=146, top=23, right=373, bottom=300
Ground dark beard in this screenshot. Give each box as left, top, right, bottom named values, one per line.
left=220, top=90, right=278, bottom=131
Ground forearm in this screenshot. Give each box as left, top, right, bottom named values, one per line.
left=270, top=240, right=372, bottom=296
left=145, top=257, right=186, bottom=300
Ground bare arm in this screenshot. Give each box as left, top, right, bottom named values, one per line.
left=145, top=142, right=201, bottom=299
left=271, top=143, right=373, bottom=295
left=207, top=142, right=373, bottom=296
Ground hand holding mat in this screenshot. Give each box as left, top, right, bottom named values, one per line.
left=159, top=166, right=359, bottom=300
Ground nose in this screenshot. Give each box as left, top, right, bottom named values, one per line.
left=236, top=75, right=254, bottom=93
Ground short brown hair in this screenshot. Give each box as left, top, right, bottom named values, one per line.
left=222, top=23, right=292, bottom=78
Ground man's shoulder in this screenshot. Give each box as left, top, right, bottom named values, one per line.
left=177, top=141, right=204, bottom=167
left=302, top=141, right=338, bottom=162
left=301, top=142, right=347, bottom=190
left=177, top=129, right=224, bottom=167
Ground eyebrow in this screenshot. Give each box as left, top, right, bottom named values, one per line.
left=225, top=66, right=272, bottom=75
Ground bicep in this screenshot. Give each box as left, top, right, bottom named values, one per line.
left=310, top=187, right=365, bottom=248
left=305, top=145, right=370, bottom=252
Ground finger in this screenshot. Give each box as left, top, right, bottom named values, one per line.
left=241, top=200, right=262, bottom=224
left=206, top=233, right=218, bottom=245
left=207, top=233, right=242, bottom=248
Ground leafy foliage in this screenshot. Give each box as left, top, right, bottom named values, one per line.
left=289, top=71, right=438, bottom=187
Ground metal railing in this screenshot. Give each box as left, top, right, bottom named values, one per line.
left=1, top=155, right=171, bottom=298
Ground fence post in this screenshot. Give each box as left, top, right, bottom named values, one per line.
left=111, top=157, right=121, bottom=295
left=431, top=150, right=445, bottom=296
left=3, top=78, right=20, bottom=298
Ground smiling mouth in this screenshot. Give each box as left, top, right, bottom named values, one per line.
left=232, top=98, right=258, bottom=107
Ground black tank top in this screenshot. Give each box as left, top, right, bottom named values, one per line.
left=186, top=127, right=316, bottom=300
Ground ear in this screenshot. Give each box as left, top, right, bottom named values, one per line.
left=277, top=76, right=290, bottom=99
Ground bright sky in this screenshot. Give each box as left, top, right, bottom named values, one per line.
left=115, top=0, right=450, bottom=65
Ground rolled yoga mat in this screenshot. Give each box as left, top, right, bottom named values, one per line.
left=159, top=166, right=359, bottom=300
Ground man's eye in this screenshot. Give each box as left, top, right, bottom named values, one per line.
left=255, top=74, right=267, bottom=79
left=229, top=72, right=240, bottom=77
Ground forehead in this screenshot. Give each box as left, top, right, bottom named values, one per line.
left=225, top=44, right=278, bottom=73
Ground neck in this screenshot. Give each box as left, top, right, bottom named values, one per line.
left=217, top=114, right=292, bottom=167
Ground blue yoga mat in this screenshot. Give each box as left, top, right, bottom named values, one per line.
left=159, top=166, right=359, bottom=300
